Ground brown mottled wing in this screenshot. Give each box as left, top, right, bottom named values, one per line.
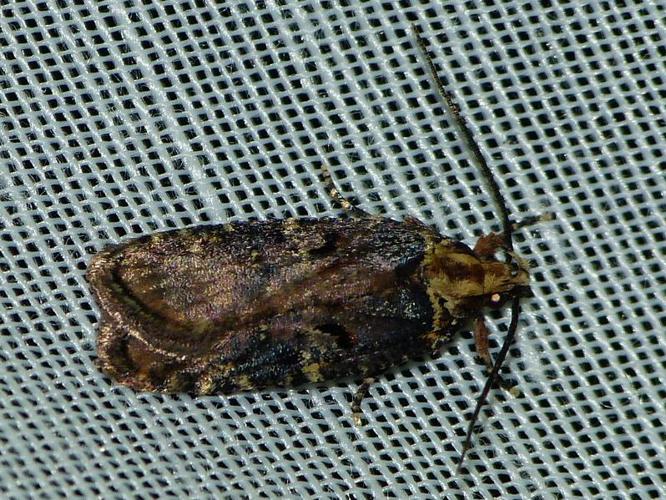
left=88, top=218, right=442, bottom=393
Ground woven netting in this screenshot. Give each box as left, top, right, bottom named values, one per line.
left=1, top=1, right=664, bottom=498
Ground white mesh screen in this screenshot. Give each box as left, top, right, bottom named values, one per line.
left=1, top=1, right=664, bottom=497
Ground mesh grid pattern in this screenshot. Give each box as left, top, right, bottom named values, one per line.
left=1, top=1, right=664, bottom=497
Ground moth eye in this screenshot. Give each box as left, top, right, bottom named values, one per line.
left=490, top=293, right=501, bottom=304
left=509, top=259, right=521, bottom=277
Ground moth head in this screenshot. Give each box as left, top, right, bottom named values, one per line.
left=425, top=239, right=531, bottom=318
left=482, top=255, right=532, bottom=309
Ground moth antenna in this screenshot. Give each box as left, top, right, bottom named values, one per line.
left=411, top=23, right=522, bottom=471
left=411, top=24, right=513, bottom=248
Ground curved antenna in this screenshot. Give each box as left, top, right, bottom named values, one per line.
left=411, top=24, right=522, bottom=472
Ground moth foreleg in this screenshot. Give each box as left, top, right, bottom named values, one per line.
left=474, top=316, right=514, bottom=391
left=473, top=316, right=493, bottom=372
left=473, top=232, right=505, bottom=258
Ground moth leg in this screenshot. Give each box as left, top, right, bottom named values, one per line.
left=473, top=316, right=493, bottom=372
left=320, top=165, right=372, bottom=218
left=475, top=214, right=553, bottom=257
left=512, top=212, right=554, bottom=231
left=474, top=317, right=514, bottom=391
left=429, top=335, right=448, bottom=358
left=351, top=377, right=376, bottom=425
left=473, top=232, right=505, bottom=258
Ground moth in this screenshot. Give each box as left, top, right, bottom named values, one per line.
left=89, top=217, right=529, bottom=395
left=88, top=26, right=537, bottom=469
